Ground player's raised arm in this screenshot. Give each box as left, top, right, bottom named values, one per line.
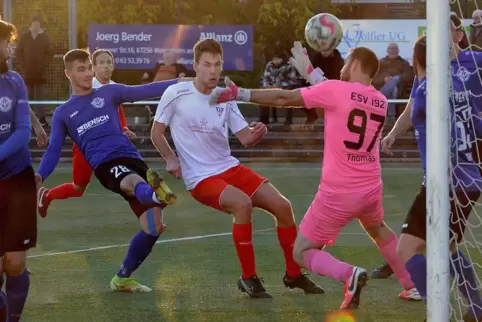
left=109, top=79, right=179, bottom=104
left=36, top=110, right=67, bottom=182
left=0, top=74, right=31, bottom=161
left=212, top=76, right=338, bottom=109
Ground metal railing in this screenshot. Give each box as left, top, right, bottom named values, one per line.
left=27, top=99, right=410, bottom=105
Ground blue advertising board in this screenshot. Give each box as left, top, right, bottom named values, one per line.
left=88, top=24, right=253, bottom=70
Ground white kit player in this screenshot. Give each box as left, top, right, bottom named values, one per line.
left=150, top=38, right=324, bottom=298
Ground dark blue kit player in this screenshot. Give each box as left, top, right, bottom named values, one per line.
left=0, top=20, right=36, bottom=322
left=36, top=48, right=180, bottom=292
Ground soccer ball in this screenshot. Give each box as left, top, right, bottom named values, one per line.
left=304, top=13, right=343, bottom=53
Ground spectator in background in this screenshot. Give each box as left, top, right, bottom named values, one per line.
left=16, top=16, right=53, bottom=126
left=258, top=75, right=277, bottom=124
left=149, top=50, right=188, bottom=82
left=373, top=43, right=412, bottom=122
left=309, top=48, right=345, bottom=122
left=261, top=52, right=313, bottom=125
left=141, top=50, right=189, bottom=122
left=470, top=9, right=482, bottom=51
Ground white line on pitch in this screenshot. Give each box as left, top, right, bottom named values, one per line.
left=28, top=228, right=273, bottom=259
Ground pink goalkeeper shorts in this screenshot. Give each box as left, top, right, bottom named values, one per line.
left=299, top=184, right=384, bottom=246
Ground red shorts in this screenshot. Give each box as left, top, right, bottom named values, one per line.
left=72, top=144, right=93, bottom=187
left=189, top=165, right=268, bottom=212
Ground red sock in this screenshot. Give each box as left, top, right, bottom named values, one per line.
left=47, top=183, right=83, bottom=201
left=232, top=223, right=256, bottom=279
left=277, top=225, right=302, bottom=278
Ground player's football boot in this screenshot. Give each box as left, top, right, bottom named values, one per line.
left=283, top=273, right=325, bottom=294
left=109, top=275, right=152, bottom=292
left=146, top=169, right=177, bottom=205
left=237, top=275, right=272, bottom=299
left=340, top=267, right=368, bottom=309
left=370, top=261, right=393, bottom=279
left=398, top=287, right=422, bottom=301
left=37, top=187, right=51, bottom=218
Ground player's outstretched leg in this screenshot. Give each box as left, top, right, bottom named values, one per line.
left=110, top=207, right=165, bottom=292
left=370, top=261, right=393, bottom=279
left=147, top=169, right=176, bottom=205
left=1, top=167, right=37, bottom=322
left=251, top=182, right=324, bottom=294
left=38, top=151, right=93, bottom=218
left=397, top=233, right=427, bottom=303
left=293, top=233, right=367, bottom=309
left=188, top=169, right=270, bottom=299
left=218, top=185, right=270, bottom=298
left=38, top=183, right=86, bottom=217
left=361, top=221, right=422, bottom=301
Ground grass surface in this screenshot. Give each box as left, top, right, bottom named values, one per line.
left=21, top=163, right=480, bottom=322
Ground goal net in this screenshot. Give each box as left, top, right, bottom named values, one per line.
left=432, top=1, right=482, bottom=322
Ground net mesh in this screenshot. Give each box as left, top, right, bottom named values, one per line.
left=447, top=1, right=482, bottom=321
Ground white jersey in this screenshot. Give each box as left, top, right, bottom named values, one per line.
left=92, top=77, right=115, bottom=88
left=154, top=81, right=248, bottom=189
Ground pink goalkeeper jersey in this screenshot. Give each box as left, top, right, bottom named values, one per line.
left=300, top=80, right=387, bottom=193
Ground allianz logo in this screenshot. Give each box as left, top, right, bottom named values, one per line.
left=199, top=31, right=248, bottom=45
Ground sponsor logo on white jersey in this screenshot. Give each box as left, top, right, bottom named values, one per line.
left=77, top=115, right=110, bottom=136
left=0, top=96, right=13, bottom=112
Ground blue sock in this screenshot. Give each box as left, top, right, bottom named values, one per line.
left=450, top=251, right=482, bottom=317
left=117, top=230, right=159, bottom=278
left=134, top=182, right=157, bottom=205
left=405, top=254, right=427, bottom=303
left=6, top=270, right=30, bottom=322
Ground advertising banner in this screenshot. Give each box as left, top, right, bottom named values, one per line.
left=88, top=24, right=253, bottom=70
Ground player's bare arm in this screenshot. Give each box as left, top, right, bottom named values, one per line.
left=211, top=77, right=306, bottom=108
left=150, top=122, right=181, bottom=178
left=235, top=122, right=268, bottom=147
left=388, top=98, right=414, bottom=137
left=30, top=108, right=48, bottom=147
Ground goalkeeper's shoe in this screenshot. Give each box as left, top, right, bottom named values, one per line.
left=398, top=288, right=422, bottom=301
left=37, top=187, right=51, bottom=218
left=283, top=273, right=325, bottom=294
left=110, top=275, right=152, bottom=292
left=370, top=261, right=393, bottom=279
left=340, top=267, right=368, bottom=309
left=146, top=169, right=176, bottom=205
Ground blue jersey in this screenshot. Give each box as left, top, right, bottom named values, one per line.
left=0, top=71, right=32, bottom=180
left=410, top=72, right=482, bottom=190
left=410, top=76, right=427, bottom=183
left=37, top=80, right=177, bottom=181
left=452, top=50, right=482, bottom=112
left=451, top=53, right=482, bottom=191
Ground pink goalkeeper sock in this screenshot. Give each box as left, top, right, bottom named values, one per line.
left=377, top=232, right=415, bottom=290
left=304, top=249, right=353, bottom=282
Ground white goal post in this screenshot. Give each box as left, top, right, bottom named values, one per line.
left=426, top=1, right=451, bottom=322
